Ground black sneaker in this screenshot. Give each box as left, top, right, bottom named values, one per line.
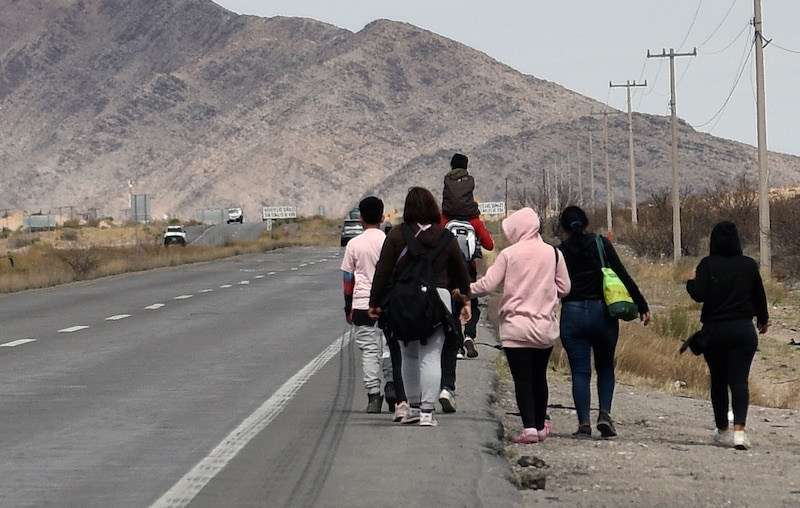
left=366, top=393, right=383, bottom=414
left=463, top=337, right=479, bottom=358
left=573, top=424, right=592, bottom=438
left=597, top=412, right=617, bottom=437
left=384, top=382, right=397, bottom=412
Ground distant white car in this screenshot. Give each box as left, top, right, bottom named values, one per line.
left=227, top=207, right=243, bottom=224
left=164, top=225, right=187, bottom=246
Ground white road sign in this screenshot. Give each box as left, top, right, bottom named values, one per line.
left=478, top=201, right=506, bottom=216
left=262, top=206, right=297, bottom=219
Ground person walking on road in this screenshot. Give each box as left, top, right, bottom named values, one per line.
left=557, top=205, right=651, bottom=438
left=468, top=207, right=570, bottom=443
left=686, top=220, right=768, bottom=450
left=369, top=187, right=472, bottom=427
left=341, top=196, right=399, bottom=414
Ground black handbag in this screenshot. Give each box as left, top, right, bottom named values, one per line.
left=679, top=329, right=709, bottom=356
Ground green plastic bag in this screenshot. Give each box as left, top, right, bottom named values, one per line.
left=596, top=236, right=638, bottom=321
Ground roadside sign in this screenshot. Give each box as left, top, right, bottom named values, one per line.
left=478, top=201, right=505, bottom=216
left=262, top=206, right=297, bottom=219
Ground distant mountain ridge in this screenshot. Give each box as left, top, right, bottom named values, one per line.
left=1, top=0, right=797, bottom=222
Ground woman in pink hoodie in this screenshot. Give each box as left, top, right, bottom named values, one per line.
left=470, top=208, right=571, bottom=443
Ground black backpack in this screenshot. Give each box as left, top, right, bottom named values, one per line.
left=379, top=223, right=461, bottom=345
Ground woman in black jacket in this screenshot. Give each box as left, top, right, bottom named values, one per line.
left=687, top=221, right=769, bottom=450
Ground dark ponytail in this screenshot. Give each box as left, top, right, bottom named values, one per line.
left=560, top=206, right=589, bottom=235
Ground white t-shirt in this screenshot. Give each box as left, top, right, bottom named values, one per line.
left=341, top=228, right=386, bottom=311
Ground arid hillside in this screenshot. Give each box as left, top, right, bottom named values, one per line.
left=1, top=0, right=798, bottom=222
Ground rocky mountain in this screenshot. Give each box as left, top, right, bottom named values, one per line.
left=1, top=0, right=798, bottom=223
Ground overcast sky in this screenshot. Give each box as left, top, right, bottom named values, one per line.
left=215, top=1, right=800, bottom=158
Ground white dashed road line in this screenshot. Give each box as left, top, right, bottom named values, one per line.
left=106, top=314, right=131, bottom=321
left=145, top=304, right=165, bottom=310
left=174, top=295, right=193, bottom=300
left=0, top=339, right=36, bottom=348
left=59, top=326, right=90, bottom=333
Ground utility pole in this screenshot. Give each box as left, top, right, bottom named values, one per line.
left=576, top=140, right=583, bottom=205
left=588, top=129, right=595, bottom=212
left=603, top=108, right=612, bottom=235
left=754, top=0, right=771, bottom=278
left=647, top=47, right=696, bottom=262
left=610, top=79, right=647, bottom=225
left=591, top=109, right=617, bottom=235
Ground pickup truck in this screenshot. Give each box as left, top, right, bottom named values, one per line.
left=164, top=225, right=187, bottom=246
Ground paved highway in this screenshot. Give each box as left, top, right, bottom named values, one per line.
left=0, top=246, right=350, bottom=507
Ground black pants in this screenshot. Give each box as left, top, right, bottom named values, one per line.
left=703, top=319, right=758, bottom=429
left=386, top=336, right=407, bottom=403
left=504, top=346, right=553, bottom=430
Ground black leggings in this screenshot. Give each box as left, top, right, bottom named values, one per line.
left=504, top=347, right=553, bottom=430
left=703, top=319, right=758, bottom=429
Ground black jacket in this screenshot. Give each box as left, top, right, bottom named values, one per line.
left=686, top=222, right=768, bottom=325
left=558, top=233, right=649, bottom=314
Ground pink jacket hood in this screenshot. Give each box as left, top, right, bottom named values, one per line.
left=502, top=207, right=541, bottom=245
left=470, top=207, right=571, bottom=349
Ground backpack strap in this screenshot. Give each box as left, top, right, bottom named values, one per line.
left=401, top=223, right=452, bottom=263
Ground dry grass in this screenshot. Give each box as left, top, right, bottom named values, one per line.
left=0, top=217, right=340, bottom=294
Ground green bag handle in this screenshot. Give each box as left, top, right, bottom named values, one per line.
left=595, top=235, right=609, bottom=268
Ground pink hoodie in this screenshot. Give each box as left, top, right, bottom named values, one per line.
left=470, top=208, right=571, bottom=349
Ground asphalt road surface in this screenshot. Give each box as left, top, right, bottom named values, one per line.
left=0, top=246, right=521, bottom=508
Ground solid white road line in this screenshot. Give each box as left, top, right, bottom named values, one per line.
left=58, top=326, right=90, bottom=333
left=0, top=339, right=36, bottom=347
left=150, top=333, right=352, bottom=508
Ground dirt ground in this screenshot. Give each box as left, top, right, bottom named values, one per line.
left=490, top=315, right=800, bottom=507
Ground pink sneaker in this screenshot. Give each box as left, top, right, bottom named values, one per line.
left=538, top=420, right=552, bottom=442
left=393, top=401, right=409, bottom=423
left=513, top=428, right=539, bottom=444
left=400, top=406, right=421, bottom=425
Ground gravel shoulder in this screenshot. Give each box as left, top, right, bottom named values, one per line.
left=490, top=346, right=800, bottom=507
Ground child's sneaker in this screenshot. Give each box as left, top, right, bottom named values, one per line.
left=393, top=401, right=409, bottom=423
left=513, top=428, right=539, bottom=444
left=538, top=420, right=552, bottom=442
left=400, top=406, right=421, bottom=425
left=733, top=430, right=751, bottom=450
left=419, top=411, right=438, bottom=427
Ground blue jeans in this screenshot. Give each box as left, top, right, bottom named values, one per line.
left=559, top=300, right=619, bottom=425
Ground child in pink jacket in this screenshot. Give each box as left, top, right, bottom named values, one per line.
left=470, top=207, right=571, bottom=444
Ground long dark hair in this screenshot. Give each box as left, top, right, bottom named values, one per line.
left=403, top=187, right=441, bottom=225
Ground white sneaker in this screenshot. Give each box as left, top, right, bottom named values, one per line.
left=733, top=430, right=751, bottom=450
left=419, top=411, right=438, bottom=427
left=438, top=389, right=456, bottom=413
left=456, top=349, right=465, bottom=360
left=713, top=428, right=733, bottom=446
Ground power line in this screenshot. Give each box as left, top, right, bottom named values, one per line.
left=695, top=0, right=740, bottom=51
left=678, top=0, right=704, bottom=52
